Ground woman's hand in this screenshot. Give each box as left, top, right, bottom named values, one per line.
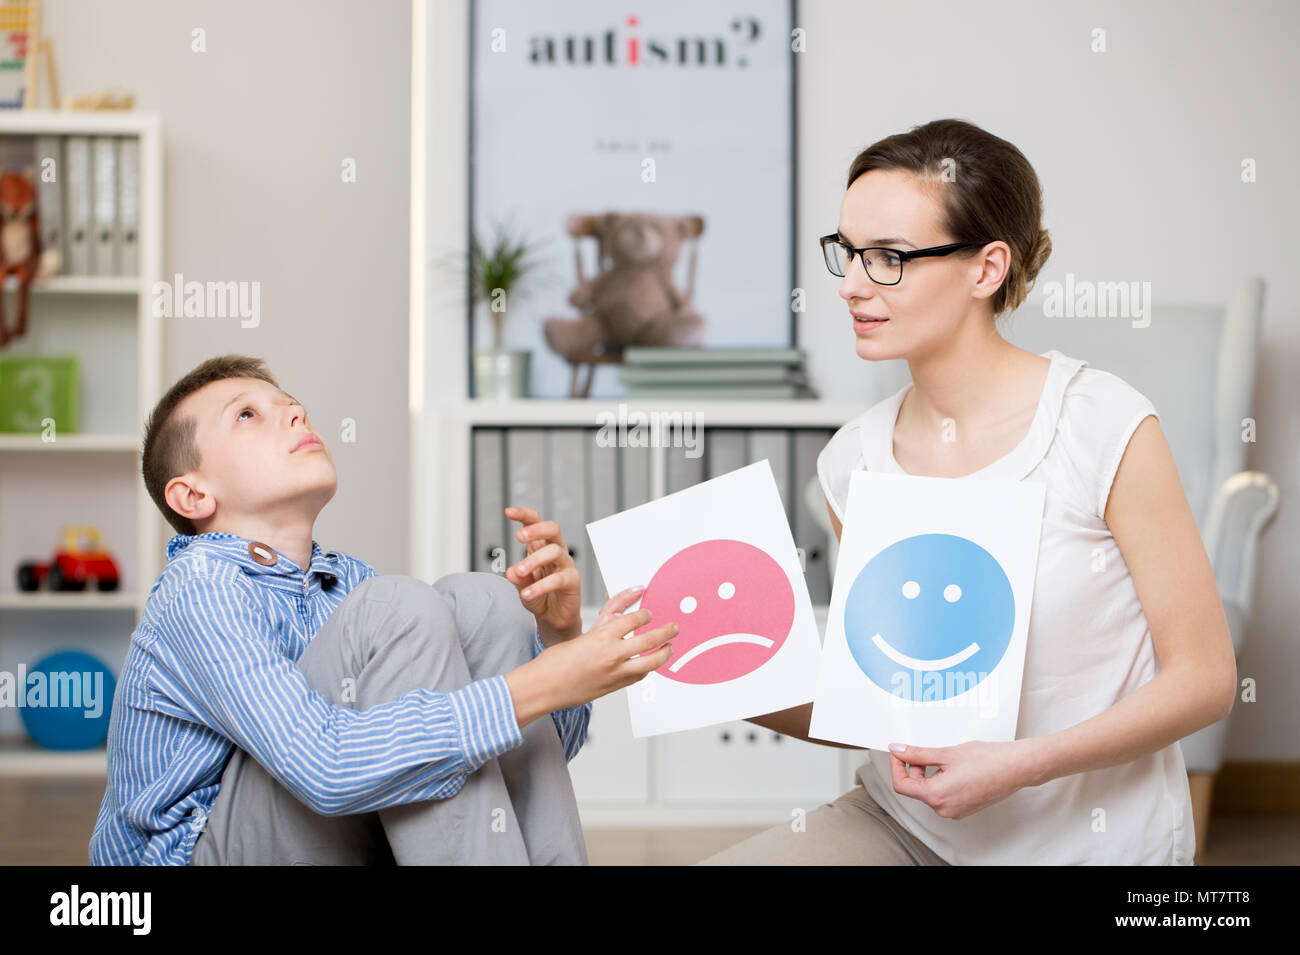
left=504, top=506, right=583, bottom=645
left=886, top=739, right=1039, bottom=820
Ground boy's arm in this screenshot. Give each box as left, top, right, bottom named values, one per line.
left=530, top=624, right=593, bottom=761
left=150, top=575, right=525, bottom=817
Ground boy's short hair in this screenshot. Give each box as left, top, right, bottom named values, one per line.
left=142, top=354, right=279, bottom=536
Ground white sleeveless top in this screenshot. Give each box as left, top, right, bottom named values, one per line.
left=816, top=349, right=1195, bottom=865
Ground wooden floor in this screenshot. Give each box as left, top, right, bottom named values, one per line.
left=4, top=775, right=1297, bottom=865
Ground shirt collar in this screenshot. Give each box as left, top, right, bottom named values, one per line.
left=165, top=531, right=342, bottom=592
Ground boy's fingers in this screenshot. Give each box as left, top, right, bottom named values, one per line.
left=516, top=519, right=561, bottom=544
left=505, top=505, right=540, bottom=526
left=518, top=566, right=579, bottom=600
left=506, top=509, right=571, bottom=552
left=626, top=620, right=677, bottom=656
left=513, top=519, right=576, bottom=568
left=510, top=542, right=564, bottom=579
left=598, top=606, right=653, bottom=638
left=625, top=641, right=674, bottom=676
left=599, top=586, right=645, bottom=617
left=594, top=589, right=641, bottom=629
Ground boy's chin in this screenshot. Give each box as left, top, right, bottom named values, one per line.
left=273, top=476, right=339, bottom=512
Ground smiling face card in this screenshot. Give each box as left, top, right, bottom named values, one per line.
left=808, top=470, right=1046, bottom=751
left=586, top=460, right=821, bottom=737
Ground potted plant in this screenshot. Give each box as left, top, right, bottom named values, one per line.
left=468, top=221, right=549, bottom=400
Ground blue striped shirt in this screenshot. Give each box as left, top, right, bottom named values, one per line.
left=89, top=531, right=591, bottom=865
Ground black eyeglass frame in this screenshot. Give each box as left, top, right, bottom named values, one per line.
left=819, top=234, right=991, bottom=284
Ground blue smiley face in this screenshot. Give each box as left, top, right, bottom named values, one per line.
left=843, top=533, right=1015, bottom=701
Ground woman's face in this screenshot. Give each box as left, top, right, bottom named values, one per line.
left=835, top=168, right=991, bottom=362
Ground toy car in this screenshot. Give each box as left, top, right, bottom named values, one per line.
left=16, top=524, right=121, bottom=592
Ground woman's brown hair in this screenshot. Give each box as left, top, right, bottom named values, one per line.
left=845, top=118, right=1051, bottom=317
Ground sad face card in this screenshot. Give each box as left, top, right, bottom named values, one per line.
left=586, top=460, right=822, bottom=737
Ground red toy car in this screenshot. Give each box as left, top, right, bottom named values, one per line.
left=17, top=524, right=121, bottom=592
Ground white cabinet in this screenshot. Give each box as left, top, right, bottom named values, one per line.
left=656, top=723, right=844, bottom=806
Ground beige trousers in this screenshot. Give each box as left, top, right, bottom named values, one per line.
left=697, top=766, right=952, bottom=865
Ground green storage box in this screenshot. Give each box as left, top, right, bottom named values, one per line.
left=0, top=355, right=79, bottom=434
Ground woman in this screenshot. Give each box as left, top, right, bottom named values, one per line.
left=702, top=118, right=1236, bottom=865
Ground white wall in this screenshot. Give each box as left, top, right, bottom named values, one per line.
left=43, top=0, right=413, bottom=574
left=46, top=0, right=1296, bottom=761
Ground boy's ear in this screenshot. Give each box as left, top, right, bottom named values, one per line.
left=164, top=474, right=216, bottom=525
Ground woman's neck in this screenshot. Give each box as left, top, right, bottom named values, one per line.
left=902, top=319, right=1027, bottom=434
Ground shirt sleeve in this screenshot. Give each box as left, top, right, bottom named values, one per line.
left=817, top=425, right=856, bottom=525
left=146, top=574, right=524, bottom=817
left=350, top=557, right=379, bottom=587
left=1091, top=375, right=1162, bottom=521
left=531, top=622, right=592, bottom=762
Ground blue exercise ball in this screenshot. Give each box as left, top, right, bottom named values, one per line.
left=19, top=651, right=116, bottom=750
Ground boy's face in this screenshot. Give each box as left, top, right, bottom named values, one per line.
left=165, top=377, right=337, bottom=532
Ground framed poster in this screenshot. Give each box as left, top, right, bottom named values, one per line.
left=469, top=0, right=796, bottom=398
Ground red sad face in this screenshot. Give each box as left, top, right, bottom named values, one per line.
left=633, top=539, right=795, bottom=685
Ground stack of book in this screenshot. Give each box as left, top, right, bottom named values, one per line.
left=617, top=346, right=815, bottom=399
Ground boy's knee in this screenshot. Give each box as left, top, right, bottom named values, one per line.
left=433, top=571, right=535, bottom=635
left=379, top=574, right=451, bottom=618
left=433, top=570, right=517, bottom=610
left=339, top=575, right=455, bottom=638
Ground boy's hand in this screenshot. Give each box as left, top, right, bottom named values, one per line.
left=504, top=506, right=582, bottom=646
left=505, top=600, right=677, bottom=727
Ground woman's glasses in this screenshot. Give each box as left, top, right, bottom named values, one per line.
left=819, top=234, right=989, bottom=285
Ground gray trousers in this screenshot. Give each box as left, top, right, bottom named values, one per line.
left=190, top=572, right=588, bottom=865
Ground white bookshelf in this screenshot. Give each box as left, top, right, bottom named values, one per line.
left=5, top=274, right=139, bottom=294
left=0, top=109, right=164, bottom=777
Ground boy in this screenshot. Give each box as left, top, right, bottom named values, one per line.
left=89, top=354, right=676, bottom=865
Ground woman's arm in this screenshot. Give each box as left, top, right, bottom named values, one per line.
left=1017, top=415, right=1238, bottom=787
left=746, top=702, right=866, bottom=749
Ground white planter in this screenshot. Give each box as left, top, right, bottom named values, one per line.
left=472, top=347, right=530, bottom=400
